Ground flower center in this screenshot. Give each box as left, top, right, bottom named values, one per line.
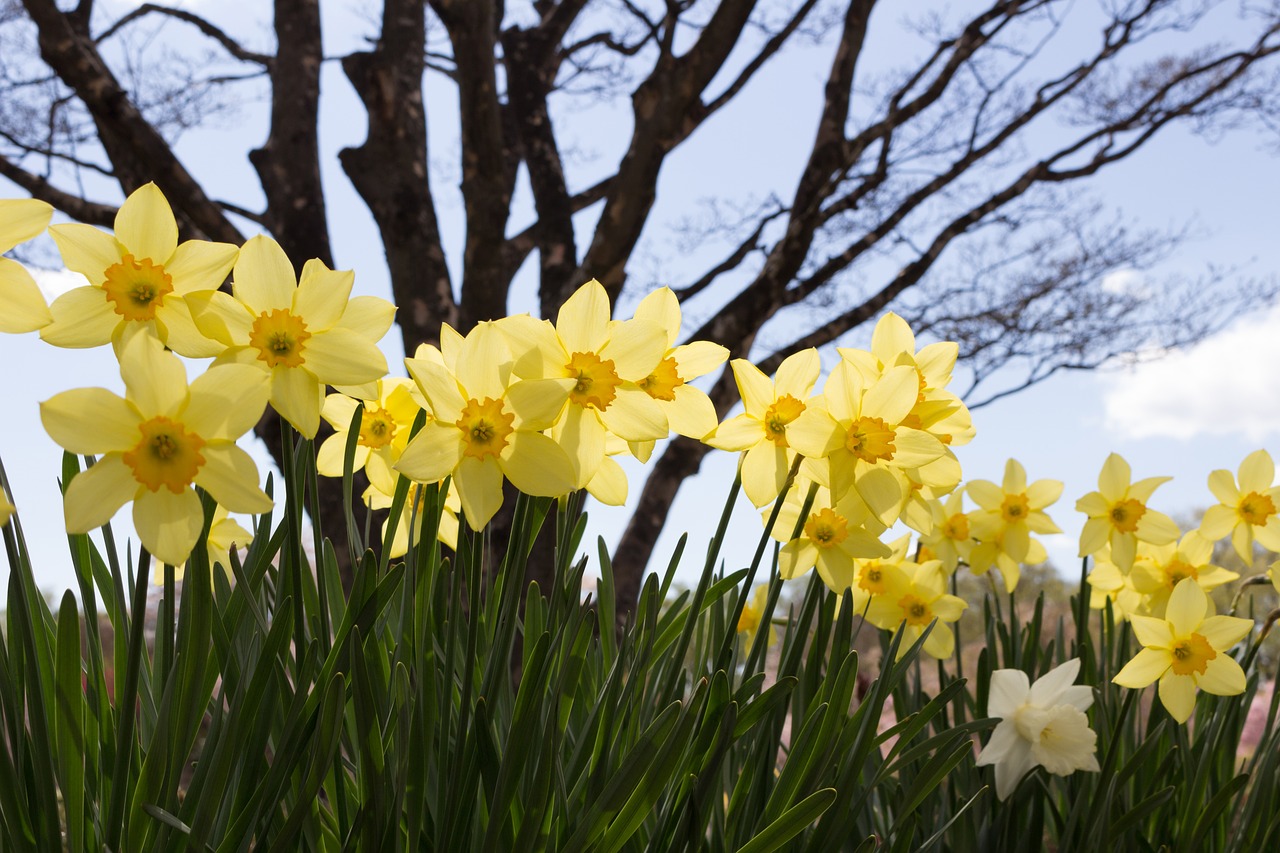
left=762, top=395, right=805, bottom=448
left=804, top=508, right=849, bottom=550
left=101, top=253, right=174, bottom=321
left=897, top=593, right=933, bottom=627
left=1108, top=498, right=1147, bottom=533
left=844, top=415, right=896, bottom=463
left=456, top=397, right=514, bottom=460
left=249, top=309, right=311, bottom=369
left=1000, top=494, right=1030, bottom=523
left=566, top=351, right=621, bottom=410
left=1238, top=491, right=1277, bottom=526
left=1163, top=559, right=1198, bottom=589
left=857, top=562, right=886, bottom=595
left=1169, top=632, right=1216, bottom=676
left=637, top=357, right=683, bottom=402
left=122, top=416, right=206, bottom=494
left=942, top=512, right=970, bottom=541
left=358, top=405, right=397, bottom=449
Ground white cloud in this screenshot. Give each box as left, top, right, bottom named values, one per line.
left=1101, top=268, right=1152, bottom=299
left=1102, top=302, right=1280, bottom=441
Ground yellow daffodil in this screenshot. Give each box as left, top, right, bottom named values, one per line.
left=1130, top=532, right=1238, bottom=619
left=1113, top=578, right=1253, bottom=723
left=0, top=197, right=55, bottom=333
left=1198, top=449, right=1280, bottom=566
left=188, top=235, right=394, bottom=437
left=769, top=479, right=890, bottom=592
left=316, top=378, right=421, bottom=495
left=969, top=530, right=1049, bottom=594
left=42, top=183, right=237, bottom=355
left=788, top=360, right=946, bottom=524
left=153, top=505, right=254, bottom=584
left=900, top=453, right=963, bottom=534
left=1076, top=453, right=1179, bottom=572
left=1086, top=548, right=1144, bottom=623
left=628, top=287, right=729, bottom=459
left=865, top=560, right=966, bottom=660
left=736, top=585, right=779, bottom=648
left=366, top=480, right=461, bottom=557
left=848, top=533, right=915, bottom=615
left=707, top=349, right=822, bottom=508
left=395, top=322, right=576, bottom=529
left=40, top=333, right=273, bottom=566
left=919, top=491, right=973, bottom=573
left=967, top=459, right=1062, bottom=590
left=976, top=659, right=1099, bottom=800
left=501, top=280, right=669, bottom=491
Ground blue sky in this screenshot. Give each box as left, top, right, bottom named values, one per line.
left=2, top=0, right=1278, bottom=601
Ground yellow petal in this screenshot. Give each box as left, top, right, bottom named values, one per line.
left=335, top=295, right=396, bottom=341
left=1002, top=459, right=1027, bottom=495
left=666, top=384, right=719, bottom=440
left=164, top=239, right=238, bottom=294
left=855, top=466, right=904, bottom=525
left=1196, top=655, right=1246, bottom=697
left=706, top=414, right=762, bottom=452
left=601, top=318, right=667, bottom=380
left=292, top=259, right=355, bottom=331
left=506, top=378, right=572, bottom=430
left=195, top=445, right=273, bottom=514
left=406, top=358, right=465, bottom=422
left=1238, top=449, right=1276, bottom=493
left=156, top=298, right=224, bottom=358
left=0, top=197, right=53, bottom=252
left=598, top=387, right=667, bottom=442
left=48, top=223, right=123, bottom=284
left=1075, top=491, right=1109, bottom=517
left=1206, top=469, right=1241, bottom=507
left=456, top=454, right=504, bottom=529
left=1198, top=504, right=1237, bottom=541
left=1097, top=453, right=1131, bottom=502
left=115, top=183, right=178, bottom=263
left=63, top=454, right=138, bottom=532
left=1165, top=577, right=1207, bottom=637
left=41, top=388, right=140, bottom=453
left=870, top=312, right=915, bottom=364
left=741, top=442, right=789, bottom=508
left=823, top=360, right=861, bottom=422
left=1197, top=614, right=1253, bottom=652
left=966, top=480, right=1003, bottom=511
left=1109, top=530, right=1137, bottom=573
left=186, top=290, right=253, bottom=346
left=397, top=422, right=462, bottom=483
left=887, top=427, right=944, bottom=468
left=1112, top=647, right=1170, bottom=688
left=232, top=235, right=296, bottom=313
left=557, top=404, right=605, bottom=488
left=775, top=349, right=821, bottom=398
left=184, top=364, right=270, bottom=440
left=915, top=341, right=957, bottom=386
left=1231, top=523, right=1255, bottom=566
left=671, top=340, right=727, bottom=379
left=454, top=322, right=510, bottom=400
left=1003, top=523, right=1030, bottom=562
left=1129, top=615, right=1173, bottom=649
left=779, top=539, right=818, bottom=580
left=134, top=486, right=203, bottom=566
left=120, top=333, right=189, bottom=417
left=501, top=431, right=577, bottom=498
left=1157, top=672, right=1196, bottom=723
left=501, top=314, right=563, bottom=379
left=0, top=258, right=53, bottom=332
left=1024, top=478, right=1062, bottom=510
left=862, top=365, right=918, bottom=424
left=1127, top=475, right=1172, bottom=505
left=270, top=366, right=323, bottom=438
left=302, top=328, right=388, bottom=385
left=1135, top=510, right=1180, bottom=546
left=556, top=279, right=610, bottom=354
left=633, top=286, right=680, bottom=346
left=785, top=409, right=842, bottom=459
left=40, top=286, right=116, bottom=348
left=731, top=359, right=774, bottom=418
left=584, top=454, right=628, bottom=505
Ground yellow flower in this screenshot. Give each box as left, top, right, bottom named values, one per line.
left=787, top=360, right=946, bottom=524
left=40, top=333, right=273, bottom=566
left=42, top=184, right=237, bottom=355
left=1198, top=449, right=1280, bottom=566
left=188, top=235, right=395, bottom=437
left=365, top=480, right=461, bottom=557
left=628, top=287, right=728, bottom=459
left=1076, top=453, right=1179, bottom=572
left=395, top=321, right=576, bottom=529
left=967, top=460, right=1063, bottom=590
left=707, top=349, right=822, bottom=508
left=1130, top=532, right=1238, bottom=619
left=1086, top=548, right=1144, bottom=623
left=866, top=560, right=967, bottom=660
left=0, top=197, right=55, bottom=333
left=769, top=479, right=890, bottom=592
left=736, top=585, right=779, bottom=648
left=316, top=378, right=422, bottom=495
left=153, top=505, right=254, bottom=584
left=919, top=491, right=974, bottom=573
left=1113, top=578, right=1253, bottom=723
left=501, top=280, right=669, bottom=492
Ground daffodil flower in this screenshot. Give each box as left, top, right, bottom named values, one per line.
left=976, top=659, right=1099, bottom=800
left=42, top=183, right=237, bottom=355
left=967, top=459, right=1062, bottom=591
left=919, top=491, right=973, bottom=573
left=316, top=378, right=422, bottom=495
left=707, top=349, right=822, bottom=508
left=1086, top=548, right=1144, bottom=623
left=153, top=505, right=254, bottom=584
left=396, top=321, right=577, bottom=529
left=1198, top=449, right=1280, bottom=566
left=188, top=235, right=395, bottom=437
left=628, top=287, right=728, bottom=459
left=865, top=560, right=966, bottom=659
left=501, top=279, right=669, bottom=490
left=1076, top=452, right=1179, bottom=572
left=1113, top=578, right=1253, bottom=723
left=769, top=479, right=890, bottom=592
left=0, top=197, right=54, bottom=333
left=736, top=585, right=779, bottom=648
left=365, top=480, right=461, bottom=557
left=40, top=333, right=273, bottom=566
left=1130, top=532, right=1238, bottom=619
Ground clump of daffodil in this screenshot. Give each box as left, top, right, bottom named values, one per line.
left=976, top=659, right=1099, bottom=800
left=707, top=349, right=822, bottom=508
left=737, top=585, right=779, bottom=648
left=1077, top=452, right=1179, bottom=573
left=500, top=279, right=669, bottom=499
left=788, top=360, right=947, bottom=525
left=967, top=459, right=1063, bottom=592
left=769, top=478, right=890, bottom=592
left=188, top=235, right=395, bottom=438
left=396, top=321, right=577, bottom=529
left=628, top=287, right=728, bottom=460
left=42, top=183, right=237, bottom=356
left=1198, top=449, right=1280, bottom=566
left=316, top=377, right=422, bottom=495
left=918, top=491, right=973, bottom=573
left=0, top=197, right=55, bottom=333
left=153, top=505, right=254, bottom=584
left=865, top=559, right=966, bottom=660
left=40, top=332, right=273, bottom=566
left=1130, top=532, right=1238, bottom=620
left=1113, top=577, right=1253, bottom=723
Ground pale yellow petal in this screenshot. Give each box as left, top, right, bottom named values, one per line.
left=1098, top=453, right=1131, bottom=502
left=64, top=454, right=138, bottom=532
left=115, top=183, right=178, bottom=263
left=1197, top=615, right=1253, bottom=652
left=556, top=279, right=610, bottom=353
left=1135, top=510, right=1180, bottom=546
left=601, top=318, right=667, bottom=380
left=1002, top=459, right=1027, bottom=495
left=742, top=441, right=789, bottom=508
left=731, top=359, right=774, bottom=418
left=1129, top=615, right=1173, bottom=650
left=1199, top=504, right=1237, bottom=541
left=855, top=466, right=904, bottom=525
left=666, top=384, right=719, bottom=440
left=134, top=486, right=203, bottom=566
left=334, top=294, right=396, bottom=341
left=1075, top=491, right=1109, bottom=517
left=0, top=197, right=53, bottom=252
left=0, top=258, right=53, bottom=332
left=194, top=445, right=273, bottom=514
left=406, top=358, right=465, bottom=422
left=557, top=404, right=605, bottom=488
left=1109, top=530, right=1137, bottom=573
left=186, top=290, right=253, bottom=346
left=598, top=387, right=667, bottom=442
left=396, top=423, right=462, bottom=483
left=119, top=333, right=188, bottom=417
left=705, top=414, right=763, bottom=451
left=184, top=364, right=270, bottom=440
left=293, top=259, right=354, bottom=331
left=48, top=223, right=123, bottom=283
left=1196, top=655, right=1246, bottom=697
left=232, top=235, right=296, bottom=313
left=1165, top=578, right=1207, bottom=637
left=302, top=328, right=388, bottom=386
left=585, top=454, right=628, bottom=505
left=671, top=340, right=727, bottom=379
left=164, top=239, right=238, bottom=294
left=506, top=378, right=572, bottom=430
left=966, top=480, right=1003, bottom=511
left=1157, top=672, right=1196, bottom=723
left=632, top=286, right=680, bottom=346
left=1206, top=469, right=1241, bottom=506
left=456, top=454, right=504, bottom=529
left=41, top=388, right=140, bottom=454
left=1112, top=647, right=1170, bottom=689
left=887, top=426, right=944, bottom=468
left=155, top=298, right=224, bottom=358
left=862, top=365, right=918, bottom=424
left=1238, top=449, right=1276, bottom=493
left=785, top=409, right=843, bottom=459
left=271, top=366, right=323, bottom=438
left=779, top=539, right=818, bottom=580
left=775, top=349, right=821, bottom=398
left=40, top=286, right=116, bottom=348
left=1025, top=478, right=1062, bottom=510
left=502, top=431, right=576, bottom=498
left=870, top=312, right=915, bottom=363
left=454, top=322, right=510, bottom=400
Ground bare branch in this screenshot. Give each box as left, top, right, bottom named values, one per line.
left=94, top=3, right=273, bottom=68
left=0, top=152, right=115, bottom=225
